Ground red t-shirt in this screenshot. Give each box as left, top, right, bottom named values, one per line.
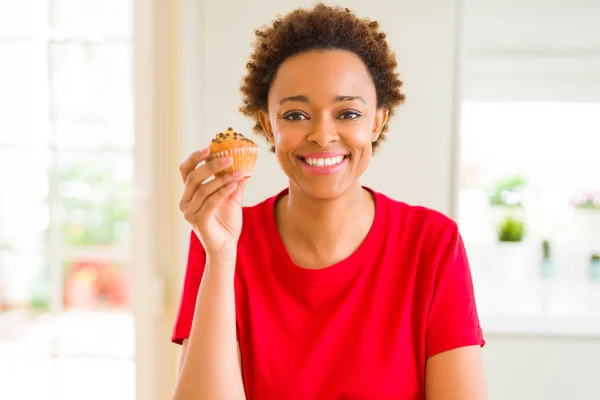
left=172, top=188, right=485, bottom=399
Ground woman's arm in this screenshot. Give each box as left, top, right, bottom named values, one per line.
left=173, top=148, right=249, bottom=400
left=425, top=345, right=487, bottom=400
left=172, top=255, right=246, bottom=400
left=179, top=340, right=242, bottom=375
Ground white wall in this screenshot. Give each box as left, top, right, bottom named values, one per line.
left=177, top=1, right=600, bottom=399
left=483, top=336, right=600, bottom=400
left=461, top=0, right=600, bottom=102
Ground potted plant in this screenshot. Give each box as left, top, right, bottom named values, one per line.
left=540, top=239, right=554, bottom=279
left=488, top=174, right=529, bottom=208
left=570, top=190, right=600, bottom=248
left=497, top=216, right=525, bottom=242
left=571, top=191, right=600, bottom=211
left=487, top=174, right=529, bottom=233
left=493, top=215, right=534, bottom=281
left=590, top=253, right=600, bottom=282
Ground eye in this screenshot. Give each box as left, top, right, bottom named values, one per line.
left=338, top=110, right=362, bottom=120
left=283, top=112, right=308, bottom=121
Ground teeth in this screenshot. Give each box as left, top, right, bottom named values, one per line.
left=304, top=156, right=345, bottom=167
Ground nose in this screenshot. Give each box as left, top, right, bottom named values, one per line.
left=306, top=115, right=339, bottom=147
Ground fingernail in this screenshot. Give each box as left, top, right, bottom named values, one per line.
left=220, top=157, right=231, bottom=164
left=231, top=170, right=244, bottom=177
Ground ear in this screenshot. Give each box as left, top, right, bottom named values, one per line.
left=258, top=110, right=275, bottom=147
left=371, top=107, right=389, bottom=142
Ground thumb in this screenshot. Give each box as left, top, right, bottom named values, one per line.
left=231, top=177, right=249, bottom=205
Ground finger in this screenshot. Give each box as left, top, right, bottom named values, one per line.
left=179, top=148, right=210, bottom=182
left=202, top=181, right=239, bottom=216
left=185, top=156, right=233, bottom=186
left=230, top=177, right=249, bottom=206
left=180, top=157, right=234, bottom=205
left=182, top=170, right=245, bottom=214
left=184, top=170, right=243, bottom=214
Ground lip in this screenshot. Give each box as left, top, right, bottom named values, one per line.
left=297, top=151, right=349, bottom=159
left=296, top=151, right=350, bottom=176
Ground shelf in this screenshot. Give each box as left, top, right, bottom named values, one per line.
left=465, top=237, right=600, bottom=338
left=480, top=313, right=600, bottom=338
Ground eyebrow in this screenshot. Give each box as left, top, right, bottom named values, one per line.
left=279, top=95, right=367, bottom=105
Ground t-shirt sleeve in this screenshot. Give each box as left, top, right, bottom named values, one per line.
left=425, top=222, right=485, bottom=358
left=171, top=230, right=207, bottom=345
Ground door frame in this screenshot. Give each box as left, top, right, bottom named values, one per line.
left=133, top=0, right=186, bottom=399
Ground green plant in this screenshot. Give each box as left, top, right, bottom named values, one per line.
left=29, top=262, right=51, bottom=310
left=497, top=216, right=525, bottom=242
left=542, top=239, right=551, bottom=260
left=27, top=159, right=132, bottom=308
left=488, top=174, right=528, bottom=206
left=571, top=192, right=600, bottom=210
left=591, top=254, right=600, bottom=281
left=59, top=160, right=132, bottom=246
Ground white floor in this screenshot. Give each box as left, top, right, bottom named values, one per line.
left=0, top=356, right=135, bottom=400
left=0, top=309, right=135, bottom=400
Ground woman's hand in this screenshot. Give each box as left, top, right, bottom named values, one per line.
left=179, top=148, right=249, bottom=259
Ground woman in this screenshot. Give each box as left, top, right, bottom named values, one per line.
left=172, top=4, right=486, bottom=399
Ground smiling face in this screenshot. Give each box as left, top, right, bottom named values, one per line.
left=258, top=50, right=389, bottom=200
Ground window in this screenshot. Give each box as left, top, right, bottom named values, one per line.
left=458, top=0, right=600, bottom=333
left=0, top=1, right=135, bottom=399
left=458, top=101, right=600, bottom=318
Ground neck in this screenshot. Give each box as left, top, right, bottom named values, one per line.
left=276, top=181, right=375, bottom=265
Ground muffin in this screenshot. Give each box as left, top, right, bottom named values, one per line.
left=208, top=127, right=259, bottom=177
